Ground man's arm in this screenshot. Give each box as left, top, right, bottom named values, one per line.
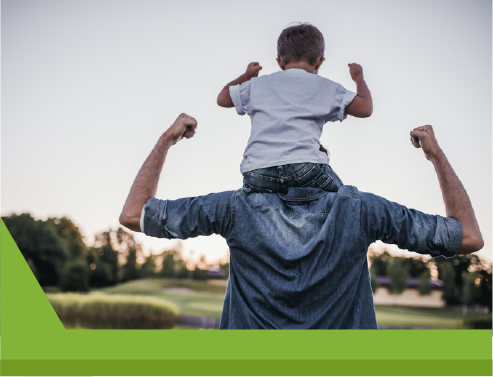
left=119, top=113, right=197, bottom=232
left=410, top=125, right=484, bottom=253
left=217, top=62, right=262, bottom=108
left=344, top=63, right=373, bottom=118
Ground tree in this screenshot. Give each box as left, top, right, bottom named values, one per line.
left=93, top=230, right=121, bottom=285
left=122, top=248, right=139, bottom=282
left=461, top=271, right=480, bottom=315
left=2, top=213, right=70, bottom=286
left=476, top=269, right=492, bottom=312
left=87, top=247, right=114, bottom=288
left=160, top=251, right=177, bottom=278
left=387, top=257, right=409, bottom=294
left=140, top=254, right=157, bottom=278
left=369, top=251, right=390, bottom=276
left=441, top=260, right=460, bottom=305
left=436, top=254, right=482, bottom=304
left=403, top=256, right=429, bottom=278
left=46, top=217, right=87, bottom=260
left=60, top=260, right=89, bottom=292
left=418, top=269, right=432, bottom=296
left=370, top=272, right=378, bottom=294
left=220, top=262, right=230, bottom=280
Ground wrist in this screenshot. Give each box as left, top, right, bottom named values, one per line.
left=160, top=130, right=178, bottom=147
left=429, top=148, right=446, bottom=164
left=242, top=72, right=254, bottom=81
left=353, top=76, right=365, bottom=85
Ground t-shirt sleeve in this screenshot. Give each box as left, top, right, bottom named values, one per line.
left=326, top=84, right=357, bottom=122
left=359, top=191, right=463, bottom=258
left=229, top=80, right=252, bottom=116
left=141, top=191, right=236, bottom=240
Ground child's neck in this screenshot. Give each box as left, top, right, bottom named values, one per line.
left=284, top=61, right=317, bottom=74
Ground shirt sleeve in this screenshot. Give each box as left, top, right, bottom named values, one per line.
left=140, top=205, right=146, bottom=232
left=141, top=191, right=236, bottom=240
left=359, top=191, right=463, bottom=258
left=229, top=80, right=252, bottom=116
left=326, top=84, right=357, bottom=122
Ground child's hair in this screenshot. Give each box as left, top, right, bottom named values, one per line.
left=277, top=23, right=325, bottom=66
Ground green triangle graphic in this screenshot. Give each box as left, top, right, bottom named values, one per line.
left=1, top=219, right=64, bottom=341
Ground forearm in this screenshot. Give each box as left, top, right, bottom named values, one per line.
left=344, top=78, right=373, bottom=118
left=119, top=131, right=174, bottom=232
left=354, top=78, right=373, bottom=114
left=217, top=73, right=251, bottom=107
left=430, top=150, right=483, bottom=253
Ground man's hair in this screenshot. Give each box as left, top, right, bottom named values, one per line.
left=277, top=23, right=325, bottom=66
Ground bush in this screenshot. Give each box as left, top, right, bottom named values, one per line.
left=47, top=293, right=178, bottom=329
left=463, top=319, right=492, bottom=329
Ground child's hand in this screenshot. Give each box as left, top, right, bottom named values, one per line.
left=348, top=63, right=364, bottom=82
left=245, top=62, right=262, bottom=78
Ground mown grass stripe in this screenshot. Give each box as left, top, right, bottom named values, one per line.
left=1, top=359, right=491, bottom=376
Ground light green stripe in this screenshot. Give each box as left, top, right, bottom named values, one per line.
left=1, top=359, right=492, bottom=376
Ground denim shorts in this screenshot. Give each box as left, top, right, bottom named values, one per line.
left=242, top=163, right=343, bottom=193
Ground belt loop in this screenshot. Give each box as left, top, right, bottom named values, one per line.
left=277, top=165, right=283, bottom=179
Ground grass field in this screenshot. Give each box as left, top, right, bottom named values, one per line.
left=97, top=278, right=491, bottom=329
left=99, top=278, right=226, bottom=319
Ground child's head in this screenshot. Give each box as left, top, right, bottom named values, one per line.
left=277, top=23, right=325, bottom=67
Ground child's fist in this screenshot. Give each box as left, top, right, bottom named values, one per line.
left=245, top=62, right=262, bottom=78
left=348, top=63, right=364, bottom=82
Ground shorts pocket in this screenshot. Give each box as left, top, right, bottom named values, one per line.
left=297, top=164, right=340, bottom=191
left=294, top=164, right=321, bottom=187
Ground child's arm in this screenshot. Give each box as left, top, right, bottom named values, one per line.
left=344, top=63, right=373, bottom=118
left=217, top=62, right=262, bottom=108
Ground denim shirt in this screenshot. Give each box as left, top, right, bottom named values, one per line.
left=142, top=186, right=462, bottom=329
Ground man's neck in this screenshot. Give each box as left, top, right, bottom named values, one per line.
left=284, top=61, right=317, bottom=74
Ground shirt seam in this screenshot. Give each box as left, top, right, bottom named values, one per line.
left=249, top=202, right=331, bottom=217
left=225, top=190, right=241, bottom=239
left=338, top=190, right=371, bottom=245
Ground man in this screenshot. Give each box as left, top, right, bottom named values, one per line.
left=120, top=113, right=483, bottom=329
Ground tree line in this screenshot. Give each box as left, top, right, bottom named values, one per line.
left=2, top=213, right=229, bottom=293
left=3, top=213, right=491, bottom=311
left=369, top=250, right=491, bottom=311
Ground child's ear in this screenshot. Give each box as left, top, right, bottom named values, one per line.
left=314, top=57, right=325, bottom=71
left=276, top=58, right=286, bottom=71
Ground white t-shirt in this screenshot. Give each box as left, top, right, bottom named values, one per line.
left=230, top=69, right=356, bottom=173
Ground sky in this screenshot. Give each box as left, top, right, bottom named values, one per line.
left=2, top=0, right=491, bottom=265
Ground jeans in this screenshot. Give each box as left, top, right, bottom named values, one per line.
left=243, top=163, right=343, bottom=193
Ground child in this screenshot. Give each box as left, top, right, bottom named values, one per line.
left=217, top=23, right=373, bottom=193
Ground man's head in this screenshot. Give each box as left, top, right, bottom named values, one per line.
left=277, top=23, right=325, bottom=70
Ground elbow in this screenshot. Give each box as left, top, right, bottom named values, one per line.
left=472, top=236, right=485, bottom=252
left=458, top=234, right=484, bottom=254
left=362, top=105, right=373, bottom=118
left=119, top=212, right=131, bottom=229
left=217, top=92, right=226, bottom=107
left=119, top=211, right=140, bottom=232
left=217, top=92, right=233, bottom=108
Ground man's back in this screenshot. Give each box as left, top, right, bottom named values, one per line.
left=221, top=185, right=376, bottom=329
left=142, top=184, right=461, bottom=329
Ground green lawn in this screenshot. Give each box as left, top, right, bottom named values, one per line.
left=98, top=278, right=227, bottom=318
left=97, top=278, right=491, bottom=328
